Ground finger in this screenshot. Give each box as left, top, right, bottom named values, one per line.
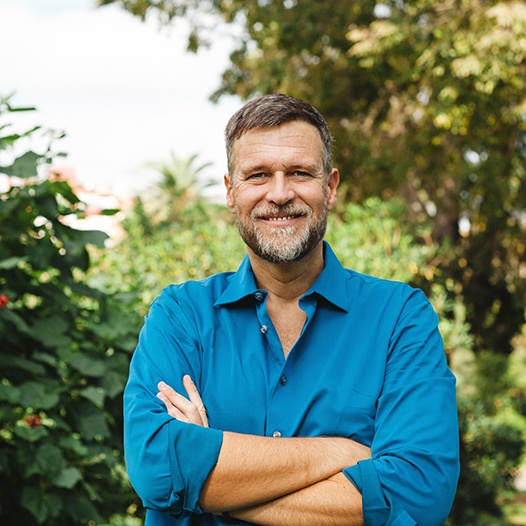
left=182, top=375, right=209, bottom=427
left=157, top=381, right=193, bottom=410
left=156, top=392, right=190, bottom=422
left=157, top=381, right=204, bottom=426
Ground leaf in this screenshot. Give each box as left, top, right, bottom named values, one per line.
left=79, top=386, right=105, bottom=406
left=0, top=382, right=20, bottom=403
left=77, top=402, right=110, bottom=439
left=14, top=424, right=49, bottom=442
left=59, top=435, right=89, bottom=456
left=62, top=493, right=102, bottom=524
left=73, top=229, right=109, bottom=248
left=100, top=370, right=127, bottom=399
left=0, top=256, right=26, bottom=269
left=0, top=197, right=19, bottom=220
left=53, top=466, right=82, bottom=489
left=24, top=443, right=66, bottom=478
left=31, top=315, right=70, bottom=348
left=99, top=208, right=120, bottom=216
left=21, top=486, right=62, bottom=524
left=19, top=381, right=61, bottom=410
left=0, top=309, right=33, bottom=336
left=32, top=351, right=58, bottom=367
left=68, top=355, right=106, bottom=377
left=2, top=151, right=40, bottom=178
left=0, top=355, right=47, bottom=376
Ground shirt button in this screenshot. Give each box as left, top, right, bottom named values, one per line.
left=279, top=375, right=287, bottom=386
left=254, top=291, right=264, bottom=301
left=260, top=325, right=268, bottom=334
left=272, top=430, right=282, bottom=438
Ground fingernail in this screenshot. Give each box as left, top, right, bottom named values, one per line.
left=158, top=381, right=167, bottom=389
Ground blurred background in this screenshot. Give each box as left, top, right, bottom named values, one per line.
left=1, top=1, right=525, bottom=525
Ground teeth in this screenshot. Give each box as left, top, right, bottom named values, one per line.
left=267, top=216, right=295, bottom=221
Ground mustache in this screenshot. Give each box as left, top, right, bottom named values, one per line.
left=251, top=204, right=311, bottom=219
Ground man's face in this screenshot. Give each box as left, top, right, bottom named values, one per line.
left=225, top=121, right=339, bottom=264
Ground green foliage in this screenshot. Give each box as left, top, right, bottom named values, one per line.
left=0, top=96, right=142, bottom=525
left=450, top=348, right=526, bottom=524
left=141, top=151, right=216, bottom=225
left=104, top=0, right=526, bottom=358
left=326, top=197, right=436, bottom=283
left=94, top=196, right=245, bottom=310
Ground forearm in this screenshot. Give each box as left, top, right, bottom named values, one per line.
left=230, top=472, right=363, bottom=526
left=199, top=431, right=370, bottom=513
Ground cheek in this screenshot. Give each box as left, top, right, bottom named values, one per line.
left=232, top=187, right=264, bottom=212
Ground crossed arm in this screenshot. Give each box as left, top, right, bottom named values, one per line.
left=157, top=376, right=369, bottom=525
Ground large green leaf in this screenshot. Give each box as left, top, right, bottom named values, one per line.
left=2, top=151, right=40, bottom=178
left=21, top=486, right=62, bottom=524
left=68, top=354, right=106, bottom=377
left=0, top=355, right=47, bottom=376
left=100, top=370, right=127, bottom=399
left=0, top=382, right=20, bottom=403
left=19, top=381, right=61, bottom=410
left=59, top=435, right=89, bottom=456
left=79, top=386, right=105, bottom=406
left=31, top=316, right=70, bottom=348
left=24, top=443, right=66, bottom=478
left=53, top=466, right=82, bottom=489
left=14, top=424, right=49, bottom=442
left=77, top=402, right=110, bottom=439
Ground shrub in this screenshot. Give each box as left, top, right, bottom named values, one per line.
left=0, top=96, right=141, bottom=525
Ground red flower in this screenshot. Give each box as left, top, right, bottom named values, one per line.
left=0, top=294, right=9, bottom=308
left=25, top=415, right=43, bottom=428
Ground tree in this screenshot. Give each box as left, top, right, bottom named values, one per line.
left=100, top=0, right=526, bottom=356
left=0, top=96, right=141, bottom=525
left=142, top=151, right=215, bottom=224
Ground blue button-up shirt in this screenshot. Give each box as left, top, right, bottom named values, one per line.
left=124, top=243, right=459, bottom=526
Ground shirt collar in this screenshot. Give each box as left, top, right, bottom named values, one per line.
left=214, top=255, right=260, bottom=307
left=303, top=242, right=349, bottom=312
left=215, top=241, right=349, bottom=312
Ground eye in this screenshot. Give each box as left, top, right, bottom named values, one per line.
left=247, top=172, right=266, bottom=180
left=291, top=170, right=311, bottom=178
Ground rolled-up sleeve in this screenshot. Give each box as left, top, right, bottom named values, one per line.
left=124, top=291, right=223, bottom=518
left=344, top=290, right=460, bottom=526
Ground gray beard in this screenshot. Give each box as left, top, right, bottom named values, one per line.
left=234, top=202, right=329, bottom=264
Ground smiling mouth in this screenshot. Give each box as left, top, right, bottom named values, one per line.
left=264, top=215, right=301, bottom=222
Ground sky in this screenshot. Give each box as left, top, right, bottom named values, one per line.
left=0, top=0, right=242, bottom=198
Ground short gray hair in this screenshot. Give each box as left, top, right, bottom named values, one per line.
left=225, top=94, right=333, bottom=175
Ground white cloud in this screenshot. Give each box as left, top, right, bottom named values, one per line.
left=0, top=0, right=242, bottom=196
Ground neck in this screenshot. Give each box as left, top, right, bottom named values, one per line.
left=247, top=242, right=325, bottom=301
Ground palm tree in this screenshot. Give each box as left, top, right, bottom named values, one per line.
left=142, top=152, right=217, bottom=223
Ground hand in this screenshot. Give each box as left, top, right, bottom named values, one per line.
left=157, top=375, right=209, bottom=427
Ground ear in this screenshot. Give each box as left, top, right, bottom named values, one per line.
left=327, top=168, right=339, bottom=211
left=224, top=173, right=235, bottom=213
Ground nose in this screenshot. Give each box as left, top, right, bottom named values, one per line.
left=266, top=173, right=295, bottom=205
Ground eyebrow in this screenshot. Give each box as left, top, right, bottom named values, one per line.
left=239, top=161, right=321, bottom=175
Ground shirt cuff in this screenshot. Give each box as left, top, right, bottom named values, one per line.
left=167, top=423, right=223, bottom=517
left=344, top=459, right=417, bottom=526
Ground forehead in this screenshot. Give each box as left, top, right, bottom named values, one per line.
left=231, top=121, right=324, bottom=173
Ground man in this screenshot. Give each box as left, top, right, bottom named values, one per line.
left=124, top=94, right=460, bottom=526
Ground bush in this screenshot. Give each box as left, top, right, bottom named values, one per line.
left=0, top=96, right=141, bottom=525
